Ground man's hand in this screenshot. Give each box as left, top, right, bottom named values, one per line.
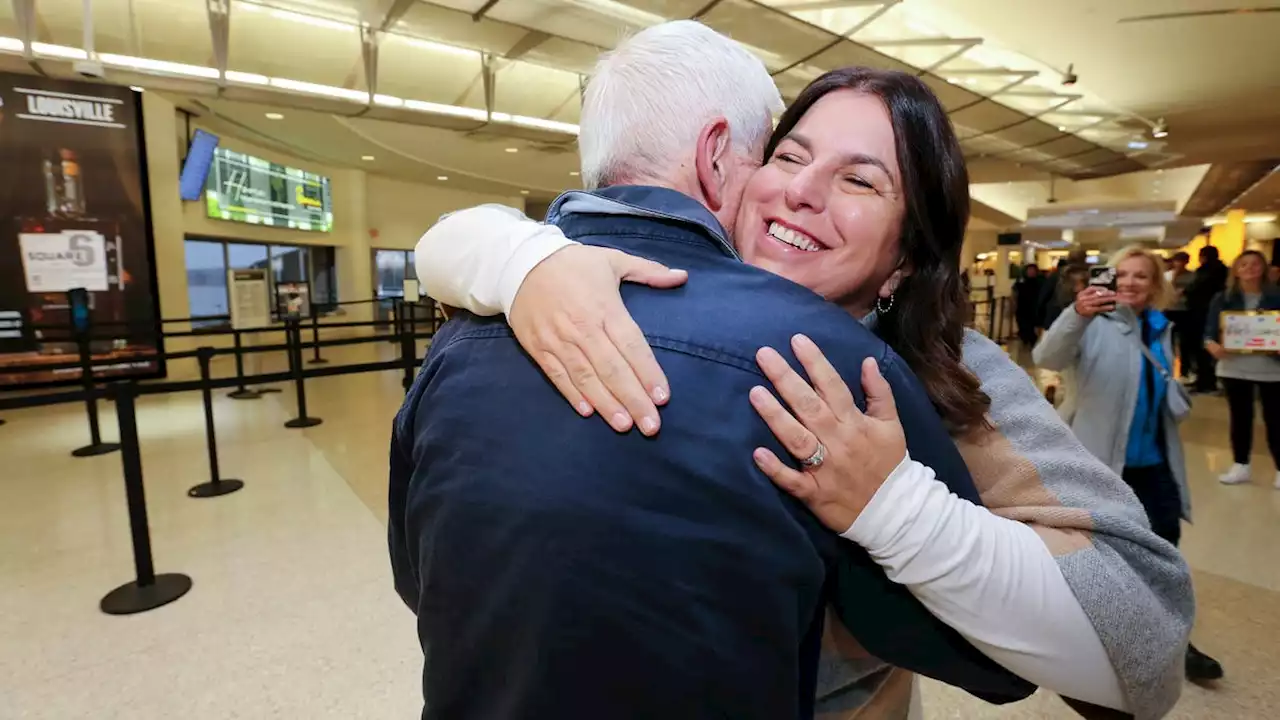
left=508, top=245, right=688, bottom=436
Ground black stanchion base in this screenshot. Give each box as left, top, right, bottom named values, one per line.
left=307, top=357, right=329, bottom=365
left=228, top=389, right=262, bottom=400
left=100, top=573, right=192, bottom=615
left=187, top=479, right=245, bottom=498
left=257, top=387, right=284, bottom=394
left=0, top=419, right=6, bottom=427
left=284, top=417, right=323, bottom=429
left=72, top=442, right=121, bottom=458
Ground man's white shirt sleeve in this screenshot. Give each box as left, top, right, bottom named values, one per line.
left=414, top=204, right=576, bottom=317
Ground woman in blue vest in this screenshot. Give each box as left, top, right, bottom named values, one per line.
left=1034, top=245, right=1222, bottom=682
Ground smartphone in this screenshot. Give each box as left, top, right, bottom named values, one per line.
left=1089, top=266, right=1117, bottom=311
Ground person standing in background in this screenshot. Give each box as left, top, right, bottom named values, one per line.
left=1033, top=245, right=1224, bottom=683
left=1014, top=263, right=1044, bottom=349
left=1185, top=245, right=1229, bottom=393
left=1038, top=249, right=1088, bottom=330
left=1205, top=250, right=1280, bottom=488
left=1163, top=252, right=1195, bottom=378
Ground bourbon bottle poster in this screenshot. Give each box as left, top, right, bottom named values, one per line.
left=0, top=72, right=164, bottom=388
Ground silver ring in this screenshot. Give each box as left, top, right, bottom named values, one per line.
left=800, top=442, right=826, bottom=469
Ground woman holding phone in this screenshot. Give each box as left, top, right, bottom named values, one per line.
left=1204, top=250, right=1280, bottom=487
left=1033, top=245, right=1223, bottom=681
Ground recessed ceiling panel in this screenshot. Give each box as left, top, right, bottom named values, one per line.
left=230, top=6, right=362, bottom=87
left=378, top=36, right=485, bottom=107
left=700, top=0, right=831, bottom=71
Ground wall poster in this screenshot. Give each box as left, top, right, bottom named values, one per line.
left=0, top=72, right=164, bottom=388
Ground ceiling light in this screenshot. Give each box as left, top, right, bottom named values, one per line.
left=1151, top=118, right=1169, bottom=139
left=1127, top=140, right=1149, bottom=150
left=265, top=112, right=284, bottom=120
left=505, top=147, right=519, bottom=153
left=0, top=36, right=23, bottom=52
left=361, top=155, right=375, bottom=161
left=1061, top=63, right=1078, bottom=86
left=1057, top=126, right=1067, bottom=132
left=33, top=41, right=89, bottom=60
left=129, top=86, right=145, bottom=93
left=269, top=77, right=369, bottom=102
left=437, top=175, right=448, bottom=181
left=520, top=190, right=530, bottom=195
left=403, top=98, right=488, bottom=122
left=569, top=171, right=580, bottom=176
left=226, top=70, right=269, bottom=85
left=401, top=36, right=481, bottom=59
left=98, top=52, right=220, bottom=79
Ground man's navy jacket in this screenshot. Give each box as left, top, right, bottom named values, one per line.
left=388, top=186, right=1034, bottom=720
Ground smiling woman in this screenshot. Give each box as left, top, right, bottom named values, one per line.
left=739, top=67, right=984, bottom=432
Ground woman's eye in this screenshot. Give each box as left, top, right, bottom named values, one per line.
left=775, top=153, right=800, bottom=164
left=844, top=176, right=875, bottom=191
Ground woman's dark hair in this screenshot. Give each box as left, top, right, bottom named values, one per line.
left=765, top=67, right=990, bottom=433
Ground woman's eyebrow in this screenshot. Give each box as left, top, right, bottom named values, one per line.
left=786, top=131, right=894, bottom=180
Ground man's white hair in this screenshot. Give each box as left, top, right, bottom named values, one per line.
left=578, top=20, right=783, bottom=190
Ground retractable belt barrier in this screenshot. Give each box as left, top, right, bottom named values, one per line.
left=0, top=296, right=438, bottom=617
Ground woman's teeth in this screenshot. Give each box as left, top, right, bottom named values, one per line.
left=767, top=222, right=820, bottom=252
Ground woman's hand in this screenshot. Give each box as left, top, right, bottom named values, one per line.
left=749, top=334, right=908, bottom=533
left=1073, top=286, right=1116, bottom=318
left=1205, top=340, right=1227, bottom=361
left=508, top=245, right=688, bottom=435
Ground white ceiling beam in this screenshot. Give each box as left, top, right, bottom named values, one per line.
left=361, top=25, right=380, bottom=105
left=12, top=0, right=36, bottom=61
left=939, top=68, right=1037, bottom=79
left=205, top=0, right=230, bottom=85
left=918, top=38, right=980, bottom=74
left=864, top=37, right=983, bottom=48
left=772, top=0, right=888, bottom=9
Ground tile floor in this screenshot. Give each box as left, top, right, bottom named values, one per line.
left=0, top=341, right=1276, bottom=718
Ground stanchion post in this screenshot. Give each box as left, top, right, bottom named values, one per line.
left=188, top=347, right=245, bottom=498
left=987, top=290, right=997, bottom=342
left=307, top=309, right=328, bottom=365
left=72, top=329, right=121, bottom=458
left=99, top=382, right=193, bottom=615
left=228, top=330, right=262, bottom=400
left=400, top=300, right=415, bottom=392
left=284, top=317, right=322, bottom=429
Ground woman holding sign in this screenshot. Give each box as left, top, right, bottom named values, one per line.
left=1034, top=245, right=1224, bottom=682
left=1205, top=250, right=1280, bottom=488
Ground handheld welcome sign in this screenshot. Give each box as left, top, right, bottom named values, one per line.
left=1221, top=311, right=1280, bottom=353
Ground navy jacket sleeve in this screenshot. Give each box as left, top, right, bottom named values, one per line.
left=1204, top=291, right=1225, bottom=342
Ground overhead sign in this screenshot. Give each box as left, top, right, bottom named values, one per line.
left=1221, top=311, right=1280, bottom=353
left=205, top=147, right=333, bottom=232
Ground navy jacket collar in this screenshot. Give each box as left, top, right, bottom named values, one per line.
left=546, top=185, right=740, bottom=260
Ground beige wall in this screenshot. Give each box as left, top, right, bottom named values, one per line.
left=365, top=176, right=520, bottom=251
left=140, top=92, right=522, bottom=377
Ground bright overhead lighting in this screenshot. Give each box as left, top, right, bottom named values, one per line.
left=505, top=147, right=519, bottom=153
left=1057, top=126, right=1067, bottom=132
left=1205, top=213, right=1278, bottom=225
left=226, top=70, right=269, bottom=85
left=265, top=112, right=284, bottom=120
left=1151, top=118, right=1169, bottom=139
left=129, top=86, right=145, bottom=93
left=436, top=175, right=448, bottom=181
left=1127, top=140, right=1149, bottom=150
left=492, top=112, right=580, bottom=135
left=569, top=171, right=580, bottom=176
left=403, top=98, right=488, bottom=121
left=361, top=155, right=375, bottom=161
left=566, top=0, right=664, bottom=27
left=400, top=36, right=481, bottom=59
left=0, top=36, right=23, bottom=52
left=269, top=77, right=369, bottom=102
left=99, top=52, right=221, bottom=79
left=520, top=190, right=530, bottom=195
left=32, top=42, right=88, bottom=60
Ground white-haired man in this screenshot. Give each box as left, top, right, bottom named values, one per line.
left=389, top=21, right=1028, bottom=720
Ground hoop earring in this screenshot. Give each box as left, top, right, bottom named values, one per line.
left=876, top=292, right=895, bottom=315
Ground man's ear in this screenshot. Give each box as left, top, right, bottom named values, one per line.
left=694, top=117, right=732, bottom=212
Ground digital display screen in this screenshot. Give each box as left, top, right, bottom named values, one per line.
left=179, top=129, right=219, bottom=201
left=205, top=147, right=333, bottom=232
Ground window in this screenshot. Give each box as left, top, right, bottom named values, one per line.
left=185, top=240, right=228, bottom=320
left=184, top=238, right=338, bottom=323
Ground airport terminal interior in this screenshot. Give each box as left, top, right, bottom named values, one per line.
left=1, top=0, right=1278, bottom=717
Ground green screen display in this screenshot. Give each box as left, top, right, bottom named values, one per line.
left=205, top=147, right=333, bottom=232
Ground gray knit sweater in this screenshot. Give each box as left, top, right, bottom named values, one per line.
left=818, top=331, right=1193, bottom=719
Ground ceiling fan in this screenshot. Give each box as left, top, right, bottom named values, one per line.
left=1118, top=5, right=1280, bottom=23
